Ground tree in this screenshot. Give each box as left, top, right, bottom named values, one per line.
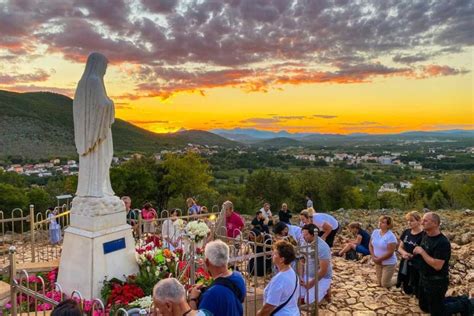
left=289, top=170, right=323, bottom=211
left=406, top=180, right=442, bottom=209
left=319, top=169, right=357, bottom=211
left=378, top=192, right=407, bottom=209
left=110, top=157, right=158, bottom=209
left=442, top=174, right=474, bottom=209
left=0, top=183, right=28, bottom=215
left=0, top=170, right=27, bottom=188
left=245, top=169, right=292, bottom=214
left=161, top=153, right=216, bottom=209
left=27, top=187, right=54, bottom=213
left=429, top=190, right=448, bottom=210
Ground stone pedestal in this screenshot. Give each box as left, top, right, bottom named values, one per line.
left=57, top=196, right=138, bottom=299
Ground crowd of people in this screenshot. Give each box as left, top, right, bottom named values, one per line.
left=48, top=196, right=455, bottom=316
left=230, top=201, right=453, bottom=316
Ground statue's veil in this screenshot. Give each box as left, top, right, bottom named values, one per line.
left=73, top=52, right=114, bottom=156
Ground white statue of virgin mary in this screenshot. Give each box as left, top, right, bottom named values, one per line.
left=73, top=52, right=115, bottom=197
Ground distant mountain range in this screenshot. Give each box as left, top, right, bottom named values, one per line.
left=0, top=90, right=237, bottom=159
left=1, top=89, right=472, bottom=159
left=212, top=128, right=474, bottom=146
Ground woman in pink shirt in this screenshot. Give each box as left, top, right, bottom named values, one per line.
left=141, top=202, right=157, bottom=234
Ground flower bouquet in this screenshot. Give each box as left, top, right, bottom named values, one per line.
left=133, top=235, right=180, bottom=295
left=184, top=220, right=210, bottom=243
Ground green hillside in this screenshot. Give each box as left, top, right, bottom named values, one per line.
left=0, top=90, right=238, bottom=159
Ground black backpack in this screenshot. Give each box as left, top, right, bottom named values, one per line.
left=443, top=295, right=474, bottom=316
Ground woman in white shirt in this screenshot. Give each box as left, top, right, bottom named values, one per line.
left=369, top=215, right=398, bottom=288
left=257, top=240, right=300, bottom=316
left=312, top=212, right=339, bottom=248
left=162, top=209, right=183, bottom=251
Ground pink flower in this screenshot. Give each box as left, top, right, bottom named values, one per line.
left=37, top=303, right=53, bottom=311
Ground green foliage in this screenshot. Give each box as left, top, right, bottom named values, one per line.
left=378, top=192, right=407, bottom=209
left=0, top=183, right=28, bottom=214
left=111, top=156, right=159, bottom=208
left=45, top=176, right=75, bottom=198
left=27, top=187, right=54, bottom=213
left=132, top=267, right=158, bottom=296
left=429, top=190, right=449, bottom=209
left=289, top=169, right=322, bottom=210
left=406, top=180, right=442, bottom=209
left=0, top=170, right=27, bottom=188
left=320, top=169, right=358, bottom=210
left=161, top=153, right=217, bottom=207
left=244, top=169, right=292, bottom=213
left=442, top=174, right=474, bottom=209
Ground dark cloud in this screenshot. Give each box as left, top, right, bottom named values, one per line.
left=114, top=102, right=133, bottom=109
left=419, top=65, right=469, bottom=77
left=1, top=0, right=472, bottom=97
left=141, top=0, right=178, bottom=13
left=393, top=54, right=431, bottom=64
left=313, top=115, right=338, bottom=119
left=274, top=116, right=306, bottom=120
left=0, top=69, right=50, bottom=85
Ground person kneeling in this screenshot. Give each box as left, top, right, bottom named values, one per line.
left=337, top=222, right=371, bottom=259
left=299, top=224, right=333, bottom=304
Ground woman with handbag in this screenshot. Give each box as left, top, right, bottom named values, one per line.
left=257, top=240, right=300, bottom=316
left=396, top=211, right=424, bottom=295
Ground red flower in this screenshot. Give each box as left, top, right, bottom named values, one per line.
left=107, top=283, right=144, bottom=306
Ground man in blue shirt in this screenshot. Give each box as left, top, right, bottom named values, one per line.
left=189, top=240, right=246, bottom=316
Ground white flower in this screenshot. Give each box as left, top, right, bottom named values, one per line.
left=130, top=295, right=153, bottom=309
left=184, top=221, right=210, bottom=242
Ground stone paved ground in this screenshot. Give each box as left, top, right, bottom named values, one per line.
left=316, top=242, right=473, bottom=315
left=1, top=209, right=472, bottom=314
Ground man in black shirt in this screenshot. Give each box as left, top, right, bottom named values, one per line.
left=413, top=212, right=451, bottom=316
left=278, top=203, right=292, bottom=224
left=251, top=211, right=269, bottom=234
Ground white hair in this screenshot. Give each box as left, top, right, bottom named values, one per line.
left=153, top=278, right=185, bottom=303
left=205, top=239, right=229, bottom=267
left=222, top=200, right=233, bottom=211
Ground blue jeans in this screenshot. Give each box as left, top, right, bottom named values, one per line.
left=355, top=244, right=370, bottom=255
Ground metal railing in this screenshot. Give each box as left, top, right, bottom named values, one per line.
left=0, top=205, right=70, bottom=266
left=7, top=246, right=132, bottom=315
left=214, top=226, right=320, bottom=316
left=4, top=204, right=323, bottom=315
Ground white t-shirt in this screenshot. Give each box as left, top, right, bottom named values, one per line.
left=370, top=229, right=398, bottom=265
left=162, top=219, right=182, bottom=250
left=259, top=207, right=272, bottom=219
left=263, top=268, right=300, bottom=316
left=287, top=224, right=303, bottom=245
left=312, top=213, right=338, bottom=230
left=300, top=237, right=332, bottom=279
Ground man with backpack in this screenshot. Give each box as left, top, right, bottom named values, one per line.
left=189, top=240, right=246, bottom=316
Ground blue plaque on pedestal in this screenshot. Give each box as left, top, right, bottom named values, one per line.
left=103, top=238, right=126, bottom=254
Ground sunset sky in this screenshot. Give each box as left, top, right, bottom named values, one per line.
left=0, top=0, right=472, bottom=134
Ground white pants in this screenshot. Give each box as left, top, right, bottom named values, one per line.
left=299, top=276, right=331, bottom=304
